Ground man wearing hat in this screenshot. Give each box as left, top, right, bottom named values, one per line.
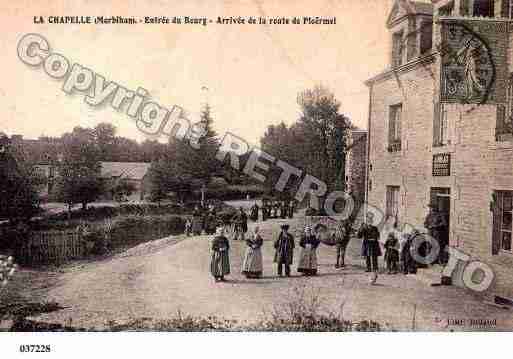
left=273, top=224, right=295, bottom=277
left=357, top=212, right=382, bottom=283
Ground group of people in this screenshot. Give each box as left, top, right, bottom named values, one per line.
left=209, top=202, right=447, bottom=284
left=210, top=221, right=351, bottom=282
left=357, top=211, right=444, bottom=284
left=258, top=199, right=296, bottom=221
left=185, top=205, right=249, bottom=238
left=185, top=204, right=220, bottom=236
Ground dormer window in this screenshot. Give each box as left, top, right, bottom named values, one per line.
left=392, top=31, right=404, bottom=67
left=420, top=21, right=433, bottom=54
left=386, top=0, right=434, bottom=67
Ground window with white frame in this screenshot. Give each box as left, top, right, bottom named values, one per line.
left=386, top=186, right=400, bottom=220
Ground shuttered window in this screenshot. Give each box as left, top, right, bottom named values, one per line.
left=386, top=186, right=400, bottom=220
left=496, top=77, right=513, bottom=142
left=433, top=102, right=441, bottom=146
left=388, top=104, right=402, bottom=152
left=433, top=102, right=449, bottom=146
left=496, top=104, right=506, bottom=141
left=493, top=191, right=513, bottom=255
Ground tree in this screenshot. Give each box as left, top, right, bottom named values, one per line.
left=260, top=85, right=354, bottom=202
left=52, top=127, right=104, bottom=212
left=94, top=123, right=117, bottom=161
left=296, top=85, right=352, bottom=190
left=148, top=159, right=193, bottom=205
left=0, top=133, right=42, bottom=223
left=151, top=103, right=221, bottom=204
left=140, top=139, right=167, bottom=162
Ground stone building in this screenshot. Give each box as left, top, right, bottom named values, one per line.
left=365, top=0, right=513, bottom=301
left=100, top=162, right=152, bottom=201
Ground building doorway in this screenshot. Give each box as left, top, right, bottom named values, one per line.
left=429, top=187, right=451, bottom=263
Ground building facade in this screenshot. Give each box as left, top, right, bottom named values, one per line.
left=100, top=162, right=151, bottom=201
left=366, top=0, right=513, bottom=300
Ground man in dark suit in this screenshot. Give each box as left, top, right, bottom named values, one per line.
left=357, top=212, right=382, bottom=282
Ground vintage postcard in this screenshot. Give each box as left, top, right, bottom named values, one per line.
left=2, top=0, right=513, bottom=354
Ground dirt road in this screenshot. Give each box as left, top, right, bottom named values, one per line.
left=30, top=216, right=513, bottom=331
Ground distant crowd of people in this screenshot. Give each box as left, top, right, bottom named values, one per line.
left=184, top=199, right=297, bottom=240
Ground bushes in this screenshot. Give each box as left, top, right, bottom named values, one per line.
left=31, top=203, right=187, bottom=231
left=105, top=284, right=382, bottom=332
left=80, top=214, right=185, bottom=255
left=104, top=313, right=380, bottom=332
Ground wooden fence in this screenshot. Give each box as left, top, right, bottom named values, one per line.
left=16, top=230, right=85, bottom=266
left=12, top=217, right=184, bottom=266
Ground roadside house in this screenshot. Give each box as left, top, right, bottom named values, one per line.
left=365, top=0, right=513, bottom=301
left=100, top=162, right=151, bottom=201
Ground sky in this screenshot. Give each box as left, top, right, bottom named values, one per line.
left=1, top=0, right=399, bottom=144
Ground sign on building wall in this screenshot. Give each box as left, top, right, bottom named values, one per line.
left=439, top=19, right=509, bottom=104
left=432, top=153, right=451, bottom=177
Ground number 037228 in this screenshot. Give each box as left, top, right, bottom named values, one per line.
left=19, top=345, right=51, bottom=353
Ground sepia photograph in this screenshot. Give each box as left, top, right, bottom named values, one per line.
left=2, top=0, right=513, bottom=356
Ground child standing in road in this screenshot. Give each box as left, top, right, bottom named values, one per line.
left=384, top=232, right=399, bottom=274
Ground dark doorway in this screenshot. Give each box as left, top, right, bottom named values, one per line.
left=429, top=187, right=451, bottom=263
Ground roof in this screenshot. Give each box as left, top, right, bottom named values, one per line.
left=410, top=1, right=434, bottom=15
left=100, top=162, right=151, bottom=180
left=387, top=0, right=433, bottom=28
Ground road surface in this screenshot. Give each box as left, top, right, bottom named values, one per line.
left=29, top=216, right=513, bottom=331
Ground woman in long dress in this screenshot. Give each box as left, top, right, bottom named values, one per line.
left=242, top=226, right=263, bottom=278
left=297, top=226, right=321, bottom=276
left=210, top=227, right=231, bottom=282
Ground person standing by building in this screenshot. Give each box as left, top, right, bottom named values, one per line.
left=335, top=219, right=352, bottom=268
left=242, top=226, right=263, bottom=279
left=210, top=227, right=231, bottom=282
left=401, top=230, right=419, bottom=275
left=273, top=224, right=294, bottom=277
left=297, top=226, right=321, bottom=276
left=424, top=202, right=448, bottom=264
left=357, top=212, right=382, bottom=283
